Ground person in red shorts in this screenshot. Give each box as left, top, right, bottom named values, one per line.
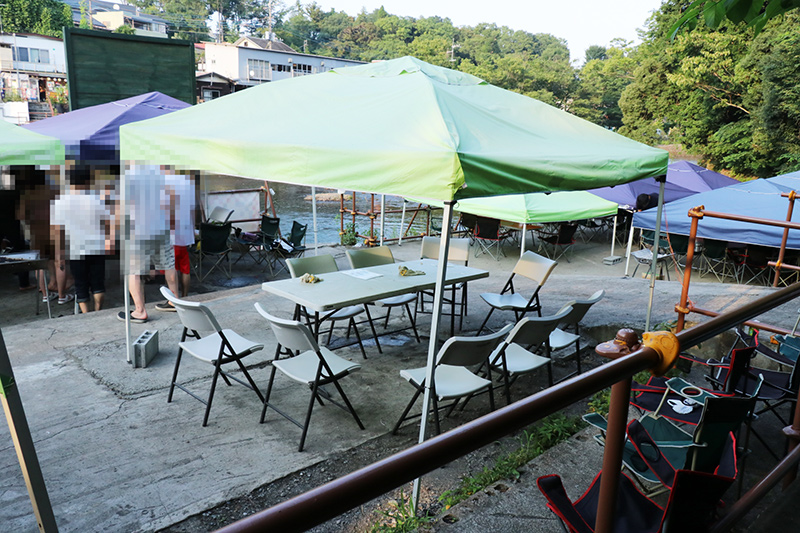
left=156, top=171, right=195, bottom=310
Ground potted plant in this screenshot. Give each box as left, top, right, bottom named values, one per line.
left=48, top=85, right=69, bottom=114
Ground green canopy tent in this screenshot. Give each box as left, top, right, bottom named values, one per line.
left=0, top=119, right=65, bottom=166
left=120, top=56, right=667, bottom=506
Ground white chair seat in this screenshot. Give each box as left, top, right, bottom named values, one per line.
left=329, top=305, right=364, bottom=320
left=549, top=328, right=580, bottom=350
left=273, top=347, right=361, bottom=384
left=375, top=293, right=417, bottom=307
left=480, top=292, right=530, bottom=311
left=179, top=329, right=264, bottom=363
left=400, top=365, right=492, bottom=401
left=632, top=248, right=671, bottom=264
left=491, top=342, right=550, bottom=375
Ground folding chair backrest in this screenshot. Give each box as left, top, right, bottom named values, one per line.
left=506, top=306, right=573, bottom=348
left=199, top=222, right=231, bottom=254
left=161, top=287, right=223, bottom=333
left=287, top=254, right=339, bottom=278
left=689, top=395, right=755, bottom=472
left=513, top=251, right=557, bottom=285
left=557, top=290, right=605, bottom=326
left=723, top=346, right=756, bottom=394
left=437, top=324, right=513, bottom=367
left=556, top=223, right=578, bottom=244
left=458, top=213, right=477, bottom=233
left=261, top=215, right=281, bottom=241
left=703, top=239, right=728, bottom=259
left=660, top=436, right=737, bottom=533
left=419, top=236, right=469, bottom=265
left=474, top=216, right=501, bottom=240
left=288, top=221, right=307, bottom=247
left=346, top=246, right=394, bottom=268
left=254, top=303, right=319, bottom=353
left=207, top=206, right=233, bottom=223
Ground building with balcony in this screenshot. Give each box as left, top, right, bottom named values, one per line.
left=0, top=33, right=66, bottom=106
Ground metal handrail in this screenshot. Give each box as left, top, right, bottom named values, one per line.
left=217, top=281, right=800, bottom=533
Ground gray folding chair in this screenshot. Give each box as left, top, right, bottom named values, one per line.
left=162, top=287, right=264, bottom=426
left=489, top=306, right=572, bottom=404
left=286, top=254, right=373, bottom=359
left=392, top=324, right=513, bottom=435
left=548, top=290, right=605, bottom=382
left=346, top=246, right=420, bottom=351
left=255, top=303, right=364, bottom=452
left=476, top=251, right=557, bottom=335
left=418, top=236, right=470, bottom=334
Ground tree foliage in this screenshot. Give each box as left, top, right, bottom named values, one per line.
left=670, top=0, right=800, bottom=37
left=0, top=0, right=72, bottom=37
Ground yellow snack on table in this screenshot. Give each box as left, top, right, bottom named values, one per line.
left=398, top=265, right=425, bottom=277
left=300, top=273, right=323, bottom=284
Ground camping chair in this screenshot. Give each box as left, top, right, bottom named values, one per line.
left=548, top=290, right=605, bottom=383
left=488, top=307, right=572, bottom=404
left=473, top=216, right=506, bottom=260
left=699, top=239, right=733, bottom=282
left=631, top=248, right=673, bottom=280
left=346, top=246, right=420, bottom=350
left=476, top=250, right=557, bottom=335
left=537, top=223, right=578, bottom=262
left=162, top=287, right=265, bottom=426
left=417, top=236, right=470, bottom=335
left=392, top=325, right=512, bottom=435
left=274, top=220, right=308, bottom=274
left=255, top=304, right=364, bottom=452
left=194, top=222, right=232, bottom=281
left=537, top=426, right=738, bottom=533
left=587, top=391, right=755, bottom=494
left=456, top=212, right=477, bottom=242
left=206, top=205, right=234, bottom=224
left=286, top=254, right=372, bottom=359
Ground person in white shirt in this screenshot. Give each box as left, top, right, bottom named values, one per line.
left=155, top=171, right=196, bottom=311
left=51, top=163, right=113, bottom=313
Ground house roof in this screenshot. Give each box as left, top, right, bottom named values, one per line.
left=235, top=36, right=297, bottom=53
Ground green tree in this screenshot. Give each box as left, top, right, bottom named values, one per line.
left=573, top=43, right=635, bottom=130
left=0, top=0, right=72, bottom=37
left=133, top=0, right=213, bottom=41
left=584, top=45, right=608, bottom=62
left=671, top=0, right=800, bottom=37
left=114, top=24, right=137, bottom=34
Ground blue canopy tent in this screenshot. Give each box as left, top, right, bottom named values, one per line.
left=590, top=160, right=738, bottom=210
left=23, top=91, right=189, bottom=163
left=632, top=178, right=800, bottom=249
left=768, top=170, right=800, bottom=190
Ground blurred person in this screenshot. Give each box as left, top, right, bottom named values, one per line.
left=51, top=164, right=113, bottom=313
left=120, top=164, right=177, bottom=323
left=14, top=165, right=73, bottom=304
left=635, top=192, right=660, bottom=212
left=0, top=180, right=33, bottom=289
left=155, top=170, right=195, bottom=311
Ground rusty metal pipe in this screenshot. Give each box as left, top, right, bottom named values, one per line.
left=688, top=306, right=795, bottom=336
left=216, top=349, right=659, bottom=533
left=710, top=441, right=800, bottom=533
left=773, top=192, right=795, bottom=287
left=700, top=210, right=800, bottom=231
left=676, top=215, right=700, bottom=332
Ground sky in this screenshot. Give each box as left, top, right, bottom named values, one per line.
left=314, top=0, right=666, bottom=63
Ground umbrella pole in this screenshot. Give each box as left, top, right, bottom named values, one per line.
left=521, top=223, right=526, bottom=258
left=412, top=201, right=454, bottom=511
left=624, top=216, right=635, bottom=276
left=399, top=199, right=407, bottom=246
left=311, top=186, right=318, bottom=256
left=645, top=177, right=667, bottom=331
left=122, top=162, right=132, bottom=363
left=380, top=194, right=385, bottom=246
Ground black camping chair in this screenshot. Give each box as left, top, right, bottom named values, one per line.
left=538, top=223, right=578, bottom=262
left=194, top=222, right=232, bottom=281
left=537, top=424, right=738, bottom=533
left=274, top=220, right=308, bottom=272
left=473, top=216, right=507, bottom=260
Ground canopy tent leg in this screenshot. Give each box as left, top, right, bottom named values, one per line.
left=311, top=186, right=318, bottom=255
left=520, top=223, right=526, bottom=258
left=645, top=177, right=667, bottom=331
left=624, top=216, right=635, bottom=276
left=380, top=194, right=386, bottom=247
left=412, top=201, right=454, bottom=511
left=122, top=162, right=132, bottom=364
left=398, top=199, right=407, bottom=246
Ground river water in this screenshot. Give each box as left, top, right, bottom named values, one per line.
left=208, top=175, right=438, bottom=246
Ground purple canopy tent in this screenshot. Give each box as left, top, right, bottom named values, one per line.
left=23, top=92, right=190, bottom=163
left=590, top=160, right=738, bottom=210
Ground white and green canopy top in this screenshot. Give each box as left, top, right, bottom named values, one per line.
left=120, top=56, right=667, bottom=201
left=0, top=119, right=65, bottom=166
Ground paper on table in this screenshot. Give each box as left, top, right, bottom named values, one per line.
left=341, top=269, right=382, bottom=280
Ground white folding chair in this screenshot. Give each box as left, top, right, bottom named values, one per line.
left=392, top=324, right=513, bottom=435
left=162, top=287, right=264, bottom=426
left=346, top=246, right=420, bottom=351
left=286, top=254, right=372, bottom=359
left=548, top=290, right=605, bottom=383
left=255, top=303, right=364, bottom=452
left=418, top=236, right=470, bottom=335
left=476, top=251, right=557, bottom=335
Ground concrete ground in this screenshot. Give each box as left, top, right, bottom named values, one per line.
left=1, top=232, right=798, bottom=532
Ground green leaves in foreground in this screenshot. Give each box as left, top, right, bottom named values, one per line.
left=670, top=0, right=800, bottom=39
